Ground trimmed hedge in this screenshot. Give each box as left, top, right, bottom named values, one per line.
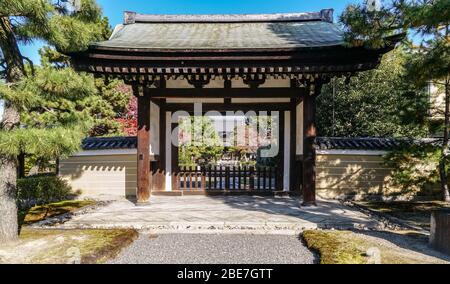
left=17, top=174, right=74, bottom=208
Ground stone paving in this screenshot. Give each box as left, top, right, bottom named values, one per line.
left=57, top=196, right=381, bottom=233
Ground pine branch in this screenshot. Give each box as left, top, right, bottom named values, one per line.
left=21, top=55, right=35, bottom=76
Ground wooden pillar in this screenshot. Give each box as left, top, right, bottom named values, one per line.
left=302, top=82, right=319, bottom=206
left=135, top=85, right=151, bottom=204
left=157, top=99, right=166, bottom=191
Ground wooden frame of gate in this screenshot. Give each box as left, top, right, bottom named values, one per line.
left=69, top=10, right=398, bottom=205
left=169, top=108, right=288, bottom=194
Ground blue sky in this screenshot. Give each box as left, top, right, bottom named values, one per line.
left=19, top=0, right=360, bottom=64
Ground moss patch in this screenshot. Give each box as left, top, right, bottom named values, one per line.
left=1, top=228, right=139, bottom=264
left=357, top=201, right=450, bottom=230
left=19, top=200, right=96, bottom=226
left=302, top=230, right=447, bottom=264
left=302, top=230, right=366, bottom=264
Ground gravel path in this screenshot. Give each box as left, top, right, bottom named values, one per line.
left=109, top=233, right=315, bottom=264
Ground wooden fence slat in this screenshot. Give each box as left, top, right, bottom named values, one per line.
left=250, top=166, right=255, bottom=190
left=256, top=167, right=261, bottom=190
left=268, top=167, right=272, bottom=190
left=208, top=165, right=212, bottom=190
left=243, top=166, right=247, bottom=190
left=263, top=167, right=267, bottom=190
left=213, top=165, right=217, bottom=190
left=201, top=167, right=206, bottom=190
left=238, top=166, right=241, bottom=190
left=177, top=165, right=279, bottom=192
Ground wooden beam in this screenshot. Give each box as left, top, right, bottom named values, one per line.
left=147, top=88, right=306, bottom=98
left=302, top=84, right=319, bottom=206
left=136, top=86, right=151, bottom=204
left=165, top=103, right=292, bottom=112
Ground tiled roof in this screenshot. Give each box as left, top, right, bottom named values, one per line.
left=316, top=137, right=403, bottom=151
left=93, top=9, right=344, bottom=50
left=81, top=136, right=441, bottom=151
left=82, top=136, right=137, bottom=150
left=316, top=137, right=441, bottom=151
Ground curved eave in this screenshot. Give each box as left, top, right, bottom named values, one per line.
left=68, top=42, right=397, bottom=80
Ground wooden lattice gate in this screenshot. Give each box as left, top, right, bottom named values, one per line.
left=175, top=166, right=281, bottom=192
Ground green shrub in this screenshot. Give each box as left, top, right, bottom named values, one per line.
left=17, top=174, right=75, bottom=208
left=383, top=143, right=442, bottom=197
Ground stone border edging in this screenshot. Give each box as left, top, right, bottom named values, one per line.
left=343, top=200, right=429, bottom=234
left=29, top=200, right=112, bottom=228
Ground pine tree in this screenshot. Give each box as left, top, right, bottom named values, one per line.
left=317, top=48, right=430, bottom=138
left=340, top=0, right=450, bottom=201
left=0, top=0, right=107, bottom=242
left=40, top=47, right=133, bottom=137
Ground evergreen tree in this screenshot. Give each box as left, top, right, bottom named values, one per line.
left=0, top=0, right=107, bottom=242
left=178, top=117, right=224, bottom=167
left=317, top=49, right=430, bottom=138
left=340, top=0, right=450, bottom=201
left=40, top=46, right=133, bottom=137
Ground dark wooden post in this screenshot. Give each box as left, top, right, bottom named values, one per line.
left=430, top=210, right=450, bottom=254
left=171, top=119, right=180, bottom=191
left=302, top=82, right=320, bottom=206
left=17, top=152, right=25, bottom=178
left=135, top=85, right=151, bottom=204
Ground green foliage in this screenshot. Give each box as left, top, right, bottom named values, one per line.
left=317, top=49, right=430, bottom=137
left=0, top=66, right=131, bottom=158
left=340, top=0, right=450, bottom=201
left=39, top=45, right=132, bottom=137
left=384, top=142, right=442, bottom=195
left=87, top=77, right=131, bottom=137
left=1, top=0, right=109, bottom=52
left=17, top=174, right=74, bottom=208
left=339, top=1, right=407, bottom=48
left=0, top=126, right=86, bottom=158
left=2, top=18, right=128, bottom=159
left=340, top=0, right=449, bottom=86
left=402, top=1, right=449, bottom=86
left=178, top=116, right=224, bottom=167
left=1, top=0, right=118, bottom=160
left=0, top=65, right=98, bottom=158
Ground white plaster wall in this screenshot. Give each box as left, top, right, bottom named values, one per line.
left=166, top=98, right=224, bottom=104
left=59, top=154, right=137, bottom=197
left=165, top=111, right=172, bottom=191
left=150, top=101, right=160, bottom=155
left=231, top=98, right=290, bottom=103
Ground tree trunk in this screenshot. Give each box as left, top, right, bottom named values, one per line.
left=0, top=17, right=26, bottom=243
left=441, top=79, right=450, bottom=203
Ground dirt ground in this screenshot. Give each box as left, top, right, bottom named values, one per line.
left=302, top=229, right=450, bottom=264
left=0, top=228, right=137, bottom=264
